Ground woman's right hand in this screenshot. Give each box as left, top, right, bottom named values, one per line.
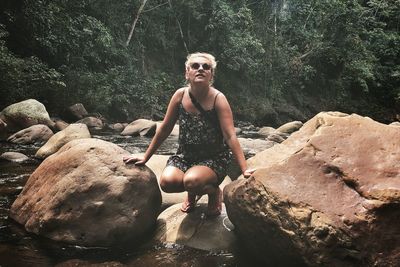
left=123, top=155, right=147, bottom=165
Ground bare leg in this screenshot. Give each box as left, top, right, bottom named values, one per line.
left=160, top=166, right=197, bottom=212
left=183, top=166, right=222, bottom=216
left=159, top=166, right=185, bottom=193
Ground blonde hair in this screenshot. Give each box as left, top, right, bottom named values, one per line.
left=185, top=52, right=217, bottom=85
left=185, top=52, right=217, bottom=72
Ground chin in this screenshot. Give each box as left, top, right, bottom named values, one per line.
left=193, top=78, right=209, bottom=84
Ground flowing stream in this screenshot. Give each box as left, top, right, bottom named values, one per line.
left=0, top=131, right=264, bottom=267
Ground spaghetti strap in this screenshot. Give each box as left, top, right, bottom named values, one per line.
left=213, top=92, right=221, bottom=108
left=180, top=88, right=186, bottom=103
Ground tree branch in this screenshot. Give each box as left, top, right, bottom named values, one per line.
left=126, top=0, right=149, bottom=47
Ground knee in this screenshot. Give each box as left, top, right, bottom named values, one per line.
left=183, top=174, right=203, bottom=192
left=160, top=177, right=182, bottom=193
left=159, top=178, right=174, bottom=193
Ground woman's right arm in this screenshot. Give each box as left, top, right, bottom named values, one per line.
left=123, top=88, right=184, bottom=165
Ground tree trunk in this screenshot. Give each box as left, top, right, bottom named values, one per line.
left=126, top=0, right=149, bottom=47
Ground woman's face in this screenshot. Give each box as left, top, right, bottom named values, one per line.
left=185, top=56, right=213, bottom=85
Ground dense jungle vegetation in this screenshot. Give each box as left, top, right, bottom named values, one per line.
left=0, top=0, right=399, bottom=126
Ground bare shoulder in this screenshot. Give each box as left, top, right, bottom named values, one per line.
left=211, top=88, right=227, bottom=102
left=171, top=87, right=187, bottom=101
left=212, top=88, right=231, bottom=111
left=175, top=87, right=187, bottom=96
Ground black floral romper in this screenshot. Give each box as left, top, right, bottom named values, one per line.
left=166, top=90, right=232, bottom=184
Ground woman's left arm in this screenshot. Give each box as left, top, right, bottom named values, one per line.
left=215, top=93, right=255, bottom=178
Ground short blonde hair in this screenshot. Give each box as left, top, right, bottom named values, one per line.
left=185, top=52, right=217, bottom=72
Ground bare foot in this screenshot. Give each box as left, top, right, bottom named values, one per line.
left=181, top=192, right=197, bottom=213
left=207, top=187, right=222, bottom=217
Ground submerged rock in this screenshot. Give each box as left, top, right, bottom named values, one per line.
left=10, top=138, right=161, bottom=246
left=224, top=112, right=400, bottom=266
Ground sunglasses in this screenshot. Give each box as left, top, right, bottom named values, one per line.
left=190, top=62, right=212, bottom=71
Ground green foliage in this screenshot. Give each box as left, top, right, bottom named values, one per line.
left=0, top=0, right=399, bottom=124
left=0, top=23, right=65, bottom=111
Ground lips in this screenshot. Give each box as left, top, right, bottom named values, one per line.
left=195, top=73, right=205, bottom=77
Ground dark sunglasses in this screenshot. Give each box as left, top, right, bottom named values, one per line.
left=190, top=62, right=212, bottom=70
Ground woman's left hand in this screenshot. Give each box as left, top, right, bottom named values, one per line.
left=243, top=168, right=256, bottom=178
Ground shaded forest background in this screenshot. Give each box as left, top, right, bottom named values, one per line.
left=0, top=0, right=399, bottom=127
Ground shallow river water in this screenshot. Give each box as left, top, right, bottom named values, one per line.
left=0, top=131, right=266, bottom=267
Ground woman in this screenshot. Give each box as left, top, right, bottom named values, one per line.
left=123, top=52, right=254, bottom=217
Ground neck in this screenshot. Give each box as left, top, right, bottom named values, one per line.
left=189, top=83, right=209, bottom=99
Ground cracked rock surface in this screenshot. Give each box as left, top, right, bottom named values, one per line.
left=224, top=112, right=400, bottom=266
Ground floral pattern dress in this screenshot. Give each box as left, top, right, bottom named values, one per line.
left=166, top=91, right=232, bottom=184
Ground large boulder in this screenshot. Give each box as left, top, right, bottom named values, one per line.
left=35, top=123, right=90, bottom=159
left=224, top=112, right=400, bottom=266
left=10, top=138, right=161, bottom=246
left=121, top=119, right=157, bottom=137
left=152, top=203, right=236, bottom=252
left=0, top=99, right=54, bottom=131
left=7, top=124, right=54, bottom=144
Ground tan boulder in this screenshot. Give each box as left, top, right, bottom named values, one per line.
left=266, top=132, right=287, bottom=143
left=0, top=99, right=54, bottom=131
left=224, top=112, right=400, bottom=266
left=107, top=123, right=128, bottom=132
left=121, top=119, right=156, bottom=136
left=35, top=123, right=91, bottom=159
left=0, top=152, right=29, bottom=163
left=76, top=116, right=103, bottom=129
left=7, top=124, right=53, bottom=144
left=10, top=138, right=161, bottom=246
left=152, top=203, right=236, bottom=252
left=257, top=126, right=276, bottom=137
left=276, top=120, right=303, bottom=134
left=54, top=119, right=69, bottom=131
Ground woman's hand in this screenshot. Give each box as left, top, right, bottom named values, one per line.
left=243, top=168, right=256, bottom=178
left=123, top=155, right=147, bottom=165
